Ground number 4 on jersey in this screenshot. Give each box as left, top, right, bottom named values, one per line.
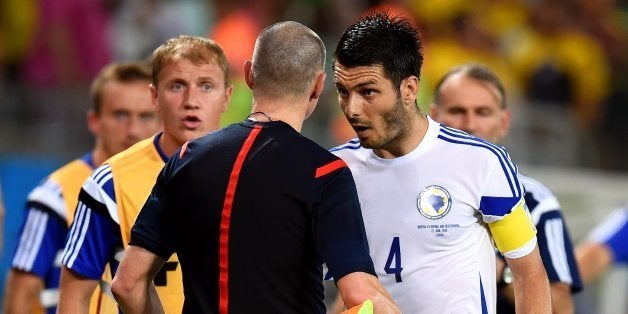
left=384, top=237, right=403, bottom=282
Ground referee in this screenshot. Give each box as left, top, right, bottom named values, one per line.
left=111, top=21, right=399, bottom=313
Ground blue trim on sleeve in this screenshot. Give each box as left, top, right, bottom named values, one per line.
left=479, top=196, right=521, bottom=217
left=438, top=126, right=521, bottom=198
left=606, top=219, right=628, bottom=264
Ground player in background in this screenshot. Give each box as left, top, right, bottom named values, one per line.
left=431, top=62, right=583, bottom=314
left=57, top=35, right=232, bottom=313
left=576, top=205, right=627, bottom=283
left=3, top=62, right=160, bottom=314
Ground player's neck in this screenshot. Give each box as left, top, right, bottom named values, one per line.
left=158, top=132, right=185, bottom=158
left=249, top=100, right=306, bottom=133
left=91, top=146, right=109, bottom=167
left=373, top=114, right=429, bottom=159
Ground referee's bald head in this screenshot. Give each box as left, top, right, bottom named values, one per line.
left=249, top=21, right=326, bottom=99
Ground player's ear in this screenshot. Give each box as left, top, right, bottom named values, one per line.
left=400, top=76, right=419, bottom=107
left=87, top=109, right=99, bottom=136
left=499, top=109, right=512, bottom=139
left=150, top=84, right=160, bottom=113
left=221, top=83, right=233, bottom=113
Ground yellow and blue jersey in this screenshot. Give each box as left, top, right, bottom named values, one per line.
left=10, top=153, right=116, bottom=313
left=61, top=133, right=184, bottom=313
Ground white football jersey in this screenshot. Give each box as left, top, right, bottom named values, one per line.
left=331, top=116, right=536, bottom=313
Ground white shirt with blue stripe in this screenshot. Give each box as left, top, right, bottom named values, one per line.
left=331, top=116, right=535, bottom=314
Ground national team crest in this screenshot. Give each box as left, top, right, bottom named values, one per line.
left=417, top=185, right=452, bottom=219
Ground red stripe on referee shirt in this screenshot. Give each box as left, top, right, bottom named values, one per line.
left=219, top=125, right=262, bottom=314
left=315, top=159, right=347, bottom=178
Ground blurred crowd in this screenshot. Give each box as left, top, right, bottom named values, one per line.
left=0, top=0, right=627, bottom=171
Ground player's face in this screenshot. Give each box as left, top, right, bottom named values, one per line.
left=152, top=57, right=232, bottom=147
left=334, top=63, right=411, bottom=150
left=94, top=80, right=161, bottom=157
left=431, top=75, right=510, bottom=143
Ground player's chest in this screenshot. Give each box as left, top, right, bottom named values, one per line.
left=352, top=165, right=483, bottom=237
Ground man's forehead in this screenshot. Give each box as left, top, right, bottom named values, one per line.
left=333, top=63, right=386, bottom=83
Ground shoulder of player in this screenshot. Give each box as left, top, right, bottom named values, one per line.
left=519, top=174, right=556, bottom=200
left=105, top=136, right=161, bottom=171
left=436, top=125, right=511, bottom=161
left=26, top=158, right=91, bottom=218
left=329, top=138, right=365, bottom=164
left=48, top=158, right=92, bottom=181
left=521, top=181, right=562, bottom=225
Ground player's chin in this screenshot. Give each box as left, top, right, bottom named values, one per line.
left=180, top=127, right=207, bottom=141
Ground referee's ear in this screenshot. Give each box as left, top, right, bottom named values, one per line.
left=310, top=71, right=326, bottom=101
left=244, top=60, right=254, bottom=89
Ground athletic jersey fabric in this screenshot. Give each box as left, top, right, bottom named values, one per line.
left=331, top=116, right=537, bottom=314
left=10, top=153, right=116, bottom=313
left=131, top=120, right=375, bottom=313
left=520, top=174, right=583, bottom=291
left=61, top=133, right=184, bottom=313
left=585, top=205, right=628, bottom=264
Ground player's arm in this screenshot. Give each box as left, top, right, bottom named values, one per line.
left=489, top=200, right=551, bottom=313
left=548, top=282, right=573, bottom=314
left=112, top=245, right=165, bottom=314
left=336, top=272, right=400, bottom=314
left=58, top=176, right=123, bottom=314
left=3, top=270, right=44, bottom=314
left=576, top=207, right=627, bottom=283
left=4, top=191, right=70, bottom=314
left=497, top=264, right=573, bottom=314
left=504, top=246, right=551, bottom=314
left=57, top=267, right=99, bottom=313
left=576, top=242, right=613, bottom=283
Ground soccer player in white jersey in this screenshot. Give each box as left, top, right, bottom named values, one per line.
left=576, top=205, right=627, bottom=283
left=431, top=63, right=583, bottom=314
left=331, top=12, right=551, bottom=313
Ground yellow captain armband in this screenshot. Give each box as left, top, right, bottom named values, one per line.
left=488, top=200, right=536, bottom=254
left=341, top=300, right=373, bottom=314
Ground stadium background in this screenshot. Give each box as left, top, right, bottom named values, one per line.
left=0, top=0, right=626, bottom=312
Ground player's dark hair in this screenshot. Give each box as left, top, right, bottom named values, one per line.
left=90, top=62, right=152, bottom=114
left=434, top=63, right=507, bottom=109
left=334, top=11, right=423, bottom=95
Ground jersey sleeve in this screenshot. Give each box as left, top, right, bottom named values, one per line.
left=129, top=157, right=177, bottom=260
left=525, top=190, right=583, bottom=291
left=480, top=153, right=537, bottom=259
left=11, top=199, right=68, bottom=279
left=314, top=164, right=375, bottom=282
left=60, top=167, right=122, bottom=280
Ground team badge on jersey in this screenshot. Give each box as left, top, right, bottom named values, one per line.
left=417, top=185, right=452, bottom=219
